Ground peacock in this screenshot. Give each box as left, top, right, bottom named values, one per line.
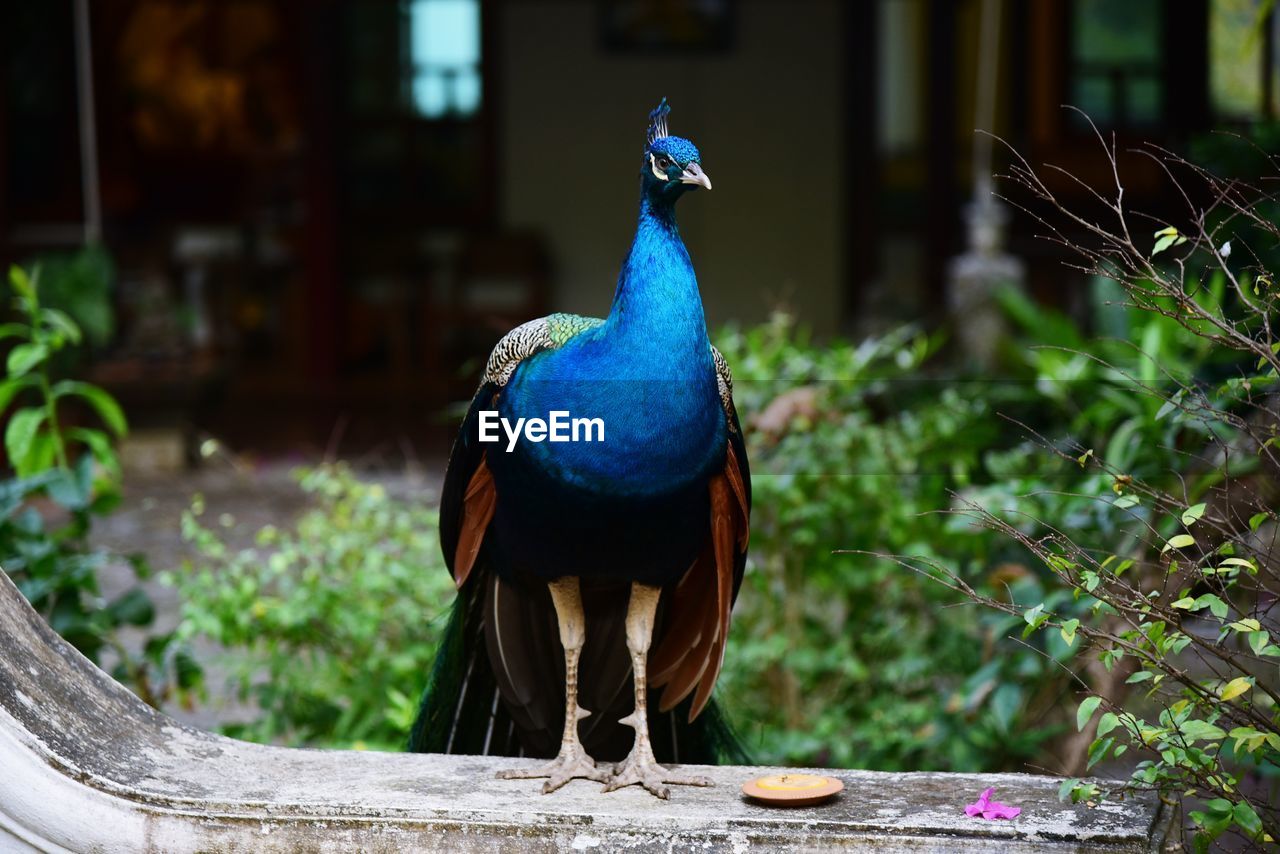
left=410, top=99, right=750, bottom=800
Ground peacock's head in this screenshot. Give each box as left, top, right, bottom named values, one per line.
left=641, top=99, right=711, bottom=203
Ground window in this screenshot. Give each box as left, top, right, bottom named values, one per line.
left=339, top=0, right=491, bottom=222
left=409, top=0, right=482, bottom=119
left=1070, top=0, right=1163, bottom=127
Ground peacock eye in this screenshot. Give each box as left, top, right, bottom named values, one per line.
left=656, top=156, right=671, bottom=170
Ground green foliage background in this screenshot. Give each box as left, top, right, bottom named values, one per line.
left=172, top=466, right=456, bottom=749
left=713, top=312, right=1064, bottom=771
left=0, top=261, right=189, bottom=707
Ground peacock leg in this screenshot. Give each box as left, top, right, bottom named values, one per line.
left=496, top=576, right=610, bottom=792
left=603, top=582, right=713, bottom=799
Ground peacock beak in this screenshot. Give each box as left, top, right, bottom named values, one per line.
left=679, top=162, right=712, bottom=190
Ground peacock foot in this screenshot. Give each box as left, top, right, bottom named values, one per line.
left=497, top=744, right=611, bottom=794
left=602, top=745, right=712, bottom=799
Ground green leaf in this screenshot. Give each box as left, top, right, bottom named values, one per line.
left=1096, top=712, right=1120, bottom=736
left=1228, top=618, right=1261, bottom=632
left=1152, top=228, right=1181, bottom=256
left=1233, top=803, right=1263, bottom=839
left=1181, top=503, right=1206, bottom=525
left=1077, top=695, right=1102, bottom=731
left=1022, top=604, right=1049, bottom=638
left=1126, top=670, right=1154, bottom=684
left=1139, top=323, right=1163, bottom=386
left=174, top=648, right=203, bottom=690
left=1181, top=719, right=1226, bottom=742
left=0, top=375, right=37, bottom=413
left=66, top=427, right=121, bottom=481
left=1170, top=597, right=1196, bottom=609
left=39, top=308, right=82, bottom=344
left=1114, top=494, right=1140, bottom=509
left=1219, top=677, right=1252, bottom=702
left=989, top=683, right=1022, bottom=733
left=50, top=380, right=127, bottom=436
left=4, top=407, right=47, bottom=472
left=1203, top=798, right=1233, bottom=815
left=1162, top=534, right=1196, bottom=553
left=1086, top=735, right=1114, bottom=770
left=0, top=322, right=30, bottom=342
left=6, top=343, right=48, bottom=377
left=106, top=588, right=155, bottom=627
left=1157, top=387, right=1190, bottom=419
left=1229, top=726, right=1263, bottom=752
left=1194, top=593, right=1229, bottom=619
left=26, top=432, right=56, bottom=474
left=1247, top=631, right=1269, bottom=656
left=45, top=466, right=88, bottom=509
left=1249, top=512, right=1268, bottom=532
left=9, top=265, right=33, bottom=298
left=1060, top=618, right=1080, bottom=646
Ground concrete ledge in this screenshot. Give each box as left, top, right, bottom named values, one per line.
left=0, top=570, right=1172, bottom=852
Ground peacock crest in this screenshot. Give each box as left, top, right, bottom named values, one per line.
left=646, top=98, right=671, bottom=147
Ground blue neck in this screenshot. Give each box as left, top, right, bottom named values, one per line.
left=604, top=194, right=709, bottom=372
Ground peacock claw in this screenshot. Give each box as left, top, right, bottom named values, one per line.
left=497, top=746, right=611, bottom=793
left=602, top=750, right=712, bottom=799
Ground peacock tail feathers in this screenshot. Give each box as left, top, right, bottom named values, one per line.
left=409, top=573, right=750, bottom=766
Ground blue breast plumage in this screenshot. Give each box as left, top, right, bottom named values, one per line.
left=498, top=329, right=724, bottom=498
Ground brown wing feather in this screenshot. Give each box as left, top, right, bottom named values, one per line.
left=453, top=457, right=496, bottom=589
left=657, top=595, right=716, bottom=712
left=651, top=447, right=749, bottom=717
left=691, top=624, right=726, bottom=720
left=724, top=442, right=750, bottom=549
left=687, top=473, right=738, bottom=719
left=649, top=543, right=712, bottom=683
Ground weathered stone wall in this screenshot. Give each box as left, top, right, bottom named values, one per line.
left=0, top=570, right=1172, bottom=853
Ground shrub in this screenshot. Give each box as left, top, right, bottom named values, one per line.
left=715, top=314, right=1071, bottom=771
left=0, top=264, right=189, bottom=708
left=170, top=464, right=455, bottom=749
left=714, top=254, right=1255, bottom=776
left=926, top=125, right=1280, bottom=850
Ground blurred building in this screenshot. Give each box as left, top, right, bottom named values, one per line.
left=0, top=0, right=1274, bottom=455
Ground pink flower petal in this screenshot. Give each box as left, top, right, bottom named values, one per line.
left=965, top=788, right=1020, bottom=821
left=985, top=803, right=1022, bottom=820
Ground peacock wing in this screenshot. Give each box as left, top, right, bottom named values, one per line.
left=435, top=313, right=607, bottom=758
left=439, top=313, right=604, bottom=587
